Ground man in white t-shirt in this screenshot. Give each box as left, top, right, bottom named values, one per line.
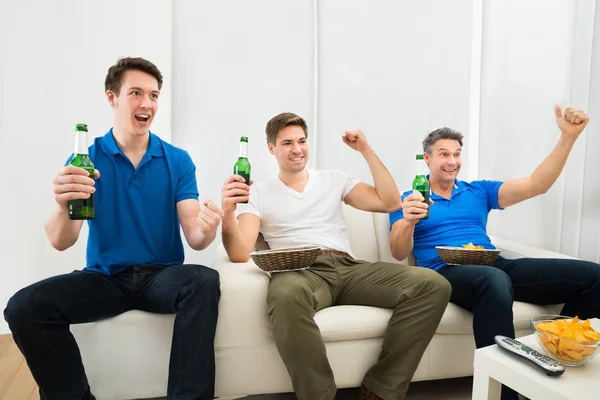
left=220, top=112, right=451, bottom=400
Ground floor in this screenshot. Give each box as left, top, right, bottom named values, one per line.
left=225, top=378, right=473, bottom=399
left=0, top=334, right=38, bottom=400
left=2, top=334, right=473, bottom=400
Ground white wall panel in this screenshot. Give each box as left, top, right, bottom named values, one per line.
left=316, top=0, right=474, bottom=195
left=480, top=0, right=576, bottom=252
left=0, top=0, right=172, bottom=333
left=171, top=0, right=315, bottom=266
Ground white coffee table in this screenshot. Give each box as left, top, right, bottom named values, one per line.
left=472, top=318, right=600, bottom=400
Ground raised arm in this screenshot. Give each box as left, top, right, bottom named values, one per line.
left=45, top=166, right=99, bottom=251
left=498, top=106, right=589, bottom=208
left=221, top=174, right=261, bottom=262
left=342, top=129, right=402, bottom=213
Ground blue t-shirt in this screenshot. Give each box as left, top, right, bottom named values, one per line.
left=66, top=129, right=199, bottom=275
left=389, top=179, right=503, bottom=271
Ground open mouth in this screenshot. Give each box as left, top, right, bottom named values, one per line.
left=290, top=156, right=303, bottom=162
left=135, top=114, right=150, bottom=123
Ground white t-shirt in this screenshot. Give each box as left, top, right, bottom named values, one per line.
left=236, top=169, right=360, bottom=257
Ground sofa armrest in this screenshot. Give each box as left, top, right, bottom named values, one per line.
left=212, top=244, right=274, bottom=348
left=489, top=235, right=577, bottom=260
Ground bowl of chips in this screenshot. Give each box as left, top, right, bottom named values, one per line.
left=531, top=315, right=600, bottom=366
left=435, top=243, right=501, bottom=266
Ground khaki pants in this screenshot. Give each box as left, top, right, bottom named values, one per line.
left=267, top=254, right=451, bottom=400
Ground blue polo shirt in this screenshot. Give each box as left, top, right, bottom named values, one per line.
left=67, top=129, right=199, bottom=275
left=389, top=179, right=504, bottom=271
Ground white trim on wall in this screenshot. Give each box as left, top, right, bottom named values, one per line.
left=581, top=0, right=600, bottom=263
left=311, top=0, right=320, bottom=170
left=467, top=0, right=484, bottom=181
left=559, top=0, right=596, bottom=257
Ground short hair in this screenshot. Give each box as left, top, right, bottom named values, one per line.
left=104, top=57, right=163, bottom=95
left=422, top=127, right=464, bottom=154
left=265, top=112, right=308, bottom=145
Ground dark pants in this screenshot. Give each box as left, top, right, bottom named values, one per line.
left=438, top=256, right=600, bottom=400
left=3, top=264, right=220, bottom=400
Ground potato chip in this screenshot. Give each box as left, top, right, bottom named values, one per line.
left=535, top=316, right=600, bottom=362
left=462, top=242, right=485, bottom=250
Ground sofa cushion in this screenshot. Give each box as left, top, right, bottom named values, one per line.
left=420, top=301, right=562, bottom=335
left=316, top=305, right=392, bottom=342
left=313, top=301, right=564, bottom=342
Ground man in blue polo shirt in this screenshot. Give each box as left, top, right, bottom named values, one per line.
left=389, top=106, right=600, bottom=400
left=4, top=57, right=223, bottom=400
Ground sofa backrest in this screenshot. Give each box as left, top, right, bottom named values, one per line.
left=342, top=204, right=409, bottom=265
left=342, top=204, right=379, bottom=261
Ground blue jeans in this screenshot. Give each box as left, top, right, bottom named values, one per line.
left=438, top=256, right=600, bottom=400
left=4, top=264, right=220, bottom=400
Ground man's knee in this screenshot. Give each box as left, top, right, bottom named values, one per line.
left=476, top=269, right=513, bottom=303
left=190, top=266, right=220, bottom=299
left=577, top=260, right=600, bottom=282
left=182, top=265, right=218, bottom=286
left=199, top=266, right=220, bottom=287
left=4, top=287, right=37, bottom=329
left=415, top=268, right=452, bottom=301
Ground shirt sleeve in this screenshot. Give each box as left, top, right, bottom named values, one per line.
left=235, top=185, right=261, bottom=219
left=478, top=180, right=504, bottom=210
left=64, top=154, right=74, bottom=166
left=176, top=151, right=200, bottom=203
left=339, top=171, right=361, bottom=200
left=389, top=190, right=411, bottom=229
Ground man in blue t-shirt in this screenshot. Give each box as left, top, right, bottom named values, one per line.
left=4, top=57, right=223, bottom=400
left=390, top=106, right=600, bottom=400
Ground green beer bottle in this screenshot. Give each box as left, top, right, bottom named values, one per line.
left=233, top=136, right=251, bottom=204
left=412, top=154, right=430, bottom=219
left=68, top=123, right=95, bottom=220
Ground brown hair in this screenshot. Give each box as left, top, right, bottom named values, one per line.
left=104, top=57, right=163, bottom=95
left=265, top=112, right=308, bottom=145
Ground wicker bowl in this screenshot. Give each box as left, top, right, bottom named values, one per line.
left=250, top=245, right=321, bottom=273
left=436, top=246, right=501, bottom=266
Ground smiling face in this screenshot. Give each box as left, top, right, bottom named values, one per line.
left=424, top=138, right=462, bottom=184
left=106, top=69, right=159, bottom=137
left=268, top=125, right=309, bottom=173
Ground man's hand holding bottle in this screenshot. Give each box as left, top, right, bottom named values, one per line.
left=52, top=166, right=100, bottom=213
left=221, top=175, right=254, bottom=214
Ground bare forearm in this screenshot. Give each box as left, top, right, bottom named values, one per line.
left=187, top=228, right=217, bottom=251
left=362, top=148, right=402, bottom=212
left=222, top=212, right=252, bottom=262
left=45, top=208, right=83, bottom=251
left=390, top=220, right=416, bottom=261
left=530, top=133, right=576, bottom=194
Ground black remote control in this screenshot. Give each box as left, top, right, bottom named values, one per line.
left=494, top=335, right=565, bottom=376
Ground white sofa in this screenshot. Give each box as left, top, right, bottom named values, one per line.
left=71, top=205, right=571, bottom=399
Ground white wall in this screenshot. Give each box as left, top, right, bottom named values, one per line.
left=1, top=0, right=599, bottom=334
left=480, top=0, right=599, bottom=260
left=0, top=0, right=172, bottom=333
left=316, top=0, right=474, bottom=191
left=170, top=0, right=316, bottom=267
